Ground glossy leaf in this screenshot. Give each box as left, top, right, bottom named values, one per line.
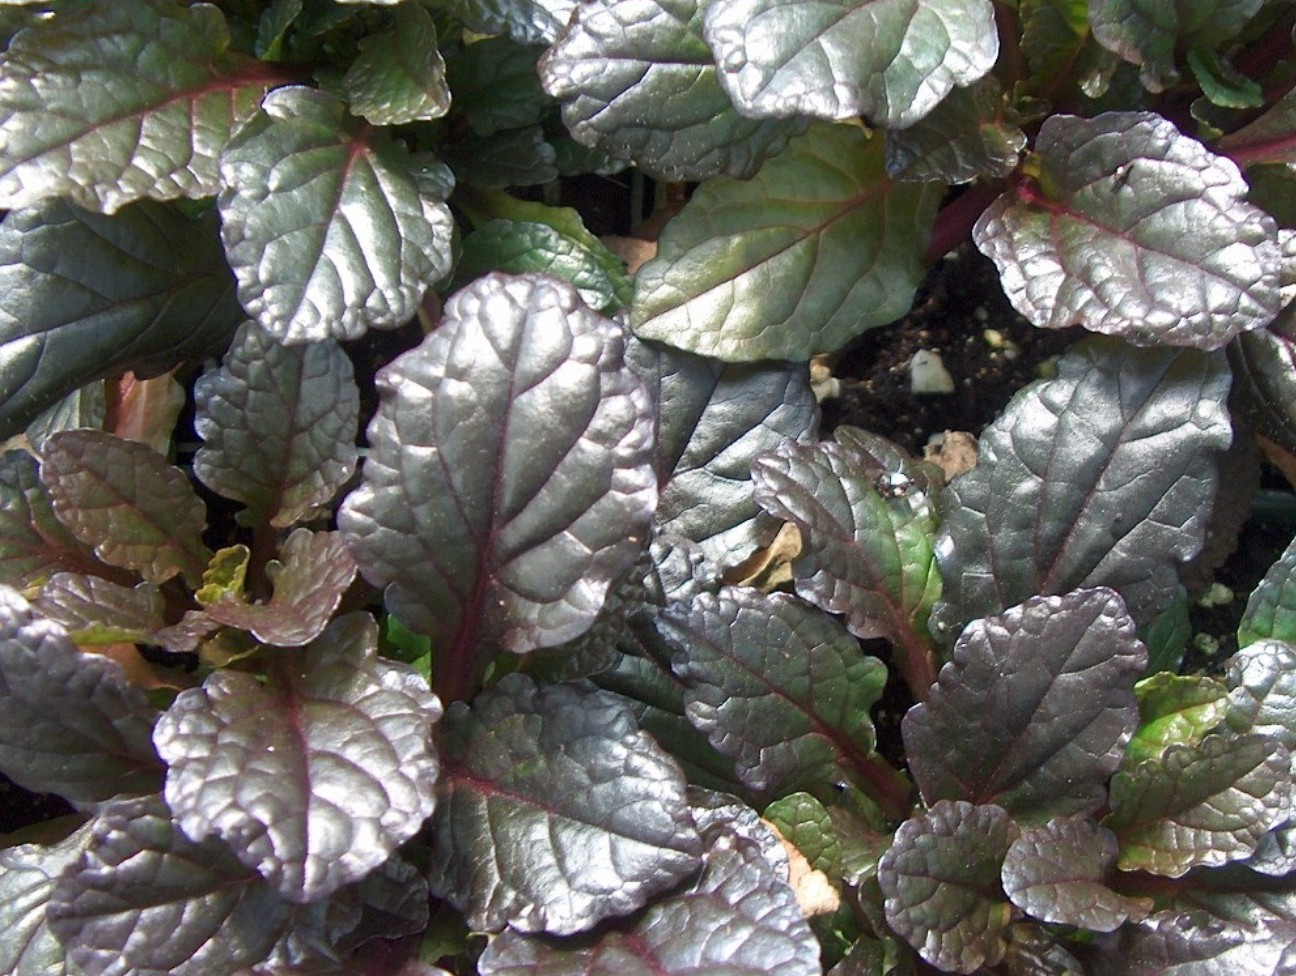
left=47, top=794, right=324, bottom=976
left=539, top=0, right=805, bottom=181
left=763, top=791, right=845, bottom=879
left=1106, top=732, right=1292, bottom=876
left=1001, top=819, right=1150, bottom=931
left=904, top=588, right=1146, bottom=819
left=751, top=426, right=941, bottom=668
left=41, top=429, right=211, bottom=587
left=153, top=614, right=441, bottom=902
left=975, top=112, right=1281, bottom=348
left=1018, top=0, right=1092, bottom=88
left=657, top=588, right=894, bottom=803
left=441, top=124, right=559, bottom=190
left=0, top=822, right=94, bottom=976
left=424, top=0, right=576, bottom=44
left=339, top=273, right=657, bottom=678
left=193, top=320, right=359, bottom=529
left=0, top=200, right=242, bottom=438
left=0, top=0, right=272, bottom=212
left=877, top=801, right=1017, bottom=975
left=0, top=584, right=160, bottom=805
left=1238, top=535, right=1296, bottom=647
left=930, top=337, right=1232, bottom=639
left=1219, top=86, right=1296, bottom=171
left=632, top=123, right=941, bottom=362
left=444, top=37, right=550, bottom=137
left=0, top=449, right=104, bottom=589
left=218, top=86, right=455, bottom=343
left=1085, top=903, right=1283, bottom=976
left=426, top=674, right=702, bottom=935
left=628, top=338, right=818, bottom=566
left=1230, top=330, right=1296, bottom=456
left=478, top=834, right=819, bottom=976
left=1226, top=639, right=1296, bottom=750
left=884, top=77, right=1025, bottom=184
left=1088, top=0, right=1264, bottom=91
left=703, top=0, right=998, bottom=127
left=203, top=530, right=357, bottom=647
left=35, top=572, right=166, bottom=644
left=1125, top=671, right=1232, bottom=765
left=341, top=3, right=450, bottom=125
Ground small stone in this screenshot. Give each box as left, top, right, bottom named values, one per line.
left=909, top=349, right=955, bottom=394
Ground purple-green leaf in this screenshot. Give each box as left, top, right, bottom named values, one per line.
left=204, top=529, right=357, bottom=647
left=1238, top=536, right=1296, bottom=647
left=426, top=0, right=576, bottom=45
left=656, top=587, right=896, bottom=805
left=877, top=800, right=1017, bottom=975
left=1227, top=640, right=1296, bottom=750
left=426, top=674, right=702, bottom=935
left=703, top=0, right=999, bottom=127
left=0, top=0, right=273, bottom=212
left=153, top=614, right=441, bottom=902
left=339, top=273, right=656, bottom=695
left=193, top=320, right=359, bottom=529
left=904, top=588, right=1146, bottom=819
left=0, top=200, right=242, bottom=439
left=930, top=337, right=1232, bottom=640
left=0, top=450, right=106, bottom=589
left=0, top=821, right=94, bottom=976
left=0, top=585, right=161, bottom=805
left=631, top=122, right=942, bottom=362
left=1001, top=818, right=1150, bottom=931
left=35, top=572, right=166, bottom=644
left=975, top=112, right=1281, bottom=348
left=341, top=2, right=450, bottom=125
left=884, top=77, right=1025, bottom=184
left=41, top=429, right=211, bottom=587
left=538, top=0, right=805, bottom=182
left=218, top=86, right=455, bottom=343
left=47, top=795, right=326, bottom=976
left=1126, top=671, right=1232, bottom=765
left=1219, top=86, right=1296, bottom=171
left=1106, top=732, right=1292, bottom=877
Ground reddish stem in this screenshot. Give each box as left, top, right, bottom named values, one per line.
left=924, top=182, right=1005, bottom=265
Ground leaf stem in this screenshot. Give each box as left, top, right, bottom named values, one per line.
left=924, top=182, right=1003, bottom=265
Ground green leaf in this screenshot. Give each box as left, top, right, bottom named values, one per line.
left=0, top=822, right=94, bottom=976
left=975, top=112, right=1282, bottom=349
left=632, top=122, right=941, bottom=362
left=218, top=86, right=454, bottom=343
left=426, top=674, right=702, bottom=935
left=341, top=3, right=450, bottom=125
left=878, top=801, right=1017, bottom=975
left=1188, top=48, right=1263, bottom=109
left=539, top=0, right=805, bottom=181
left=424, top=0, right=576, bottom=44
left=1239, top=535, right=1296, bottom=647
left=443, top=37, right=550, bottom=136
left=1126, top=672, right=1232, bottom=765
left=1106, top=732, right=1292, bottom=877
left=1018, top=0, right=1090, bottom=87
left=0, top=200, right=242, bottom=439
left=36, top=572, right=167, bottom=644
left=884, top=77, right=1025, bottom=184
left=0, top=0, right=273, bottom=213
left=1219, top=87, right=1296, bottom=171
left=764, top=792, right=845, bottom=879
left=41, top=430, right=211, bottom=587
left=193, top=320, right=359, bottom=529
left=255, top=0, right=302, bottom=60
left=703, top=0, right=998, bottom=127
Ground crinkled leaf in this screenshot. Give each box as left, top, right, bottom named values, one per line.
left=975, top=111, right=1281, bottom=348
left=47, top=794, right=327, bottom=976
left=194, top=320, right=359, bottom=529
left=1226, top=639, right=1296, bottom=750
left=153, top=614, right=441, bottom=902
left=1088, top=0, right=1264, bottom=92
left=1219, top=86, right=1296, bottom=171
left=203, top=530, right=357, bottom=647
left=930, top=337, right=1232, bottom=639
left=0, top=199, right=241, bottom=439
left=751, top=426, right=940, bottom=680
left=904, top=588, right=1146, bottom=819
left=884, top=77, right=1025, bottom=184
left=424, top=0, right=575, bottom=44
left=341, top=3, right=450, bottom=125
left=194, top=545, right=249, bottom=608
left=1106, top=732, right=1292, bottom=876
left=1230, top=330, right=1296, bottom=456
left=539, top=0, right=805, bottom=181
left=1239, top=535, right=1296, bottom=647
left=25, top=381, right=106, bottom=454
left=657, top=588, right=894, bottom=804
left=0, top=822, right=94, bottom=976
left=0, top=586, right=160, bottom=804
left=703, top=0, right=998, bottom=127
left=426, top=674, right=702, bottom=935
left=877, top=800, right=1017, bottom=975
left=1126, top=671, right=1232, bottom=765
left=0, top=0, right=272, bottom=212
left=628, top=337, right=818, bottom=566
left=1001, top=819, right=1150, bottom=931
left=441, top=125, right=558, bottom=189
left=478, top=833, right=819, bottom=976
left=41, top=429, right=211, bottom=587
left=632, top=123, right=941, bottom=362
left=1085, top=902, right=1288, bottom=976
left=332, top=855, right=429, bottom=957
left=444, top=37, right=549, bottom=136
left=35, top=572, right=166, bottom=644
left=764, top=791, right=845, bottom=880
left=0, top=450, right=104, bottom=589
left=1018, top=0, right=1091, bottom=88
left=218, top=86, right=454, bottom=343
left=339, top=274, right=656, bottom=671
left=689, top=786, right=790, bottom=874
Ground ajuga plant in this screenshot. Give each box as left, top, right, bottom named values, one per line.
left=5, top=0, right=1296, bottom=974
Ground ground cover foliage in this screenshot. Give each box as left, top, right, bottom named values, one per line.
left=2, top=0, right=1296, bottom=973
